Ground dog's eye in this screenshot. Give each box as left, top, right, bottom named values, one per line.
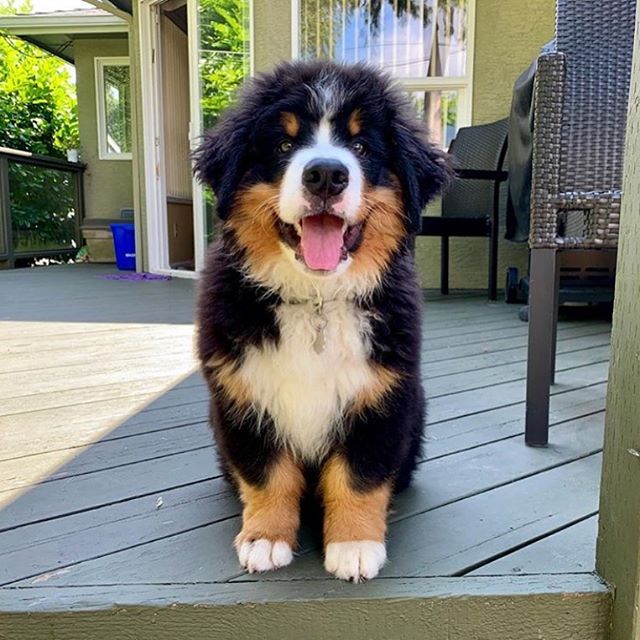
left=351, top=141, right=366, bottom=156
left=277, top=140, right=293, bottom=155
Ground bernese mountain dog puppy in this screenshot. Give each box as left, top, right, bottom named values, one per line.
left=194, top=61, right=449, bottom=582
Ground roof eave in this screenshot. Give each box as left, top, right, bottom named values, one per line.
left=21, top=35, right=75, bottom=63
left=0, top=14, right=128, bottom=36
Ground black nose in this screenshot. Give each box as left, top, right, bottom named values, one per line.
left=302, top=159, right=349, bottom=197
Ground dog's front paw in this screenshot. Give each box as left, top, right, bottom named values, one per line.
left=324, top=540, right=387, bottom=582
left=235, top=537, right=294, bottom=573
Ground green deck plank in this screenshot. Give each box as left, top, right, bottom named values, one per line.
left=0, top=354, right=197, bottom=400
left=423, top=329, right=610, bottom=377
left=425, top=382, right=607, bottom=459
left=0, top=421, right=213, bottom=493
left=1, top=333, right=194, bottom=373
left=0, top=447, right=221, bottom=532
left=470, top=515, right=598, bottom=575
left=427, top=360, right=609, bottom=423
left=0, top=477, right=238, bottom=586
left=422, top=320, right=610, bottom=354
left=0, top=395, right=209, bottom=460
left=428, top=343, right=610, bottom=398
left=0, top=323, right=192, bottom=350
left=9, top=414, right=602, bottom=587
left=0, top=375, right=204, bottom=418
left=424, top=323, right=610, bottom=362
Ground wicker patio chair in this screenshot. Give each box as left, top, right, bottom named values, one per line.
left=420, top=119, right=508, bottom=300
left=525, top=0, right=636, bottom=446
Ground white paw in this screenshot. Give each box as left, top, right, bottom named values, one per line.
left=236, top=538, right=294, bottom=573
left=324, top=540, right=387, bottom=583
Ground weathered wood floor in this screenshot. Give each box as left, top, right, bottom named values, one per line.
left=0, top=265, right=611, bottom=636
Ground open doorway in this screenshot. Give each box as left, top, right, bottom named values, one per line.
left=140, top=0, right=202, bottom=277
left=159, top=1, right=195, bottom=272
left=140, top=0, right=251, bottom=276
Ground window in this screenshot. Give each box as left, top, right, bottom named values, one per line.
left=297, top=0, right=474, bottom=148
left=95, top=57, right=132, bottom=160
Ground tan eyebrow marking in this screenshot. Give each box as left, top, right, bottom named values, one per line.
left=280, top=111, right=300, bottom=137
left=348, top=108, right=362, bottom=136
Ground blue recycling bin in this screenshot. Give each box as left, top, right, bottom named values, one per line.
left=110, top=223, right=136, bottom=271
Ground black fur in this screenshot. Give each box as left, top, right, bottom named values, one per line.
left=195, top=61, right=449, bottom=496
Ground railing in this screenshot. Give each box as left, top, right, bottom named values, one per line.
left=0, top=146, right=86, bottom=268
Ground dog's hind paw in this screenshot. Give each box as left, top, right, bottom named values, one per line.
left=236, top=538, right=294, bottom=573
left=324, top=540, right=387, bottom=583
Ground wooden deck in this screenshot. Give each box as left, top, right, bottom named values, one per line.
left=0, top=265, right=612, bottom=639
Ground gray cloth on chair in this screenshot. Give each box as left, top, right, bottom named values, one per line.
left=505, top=40, right=556, bottom=243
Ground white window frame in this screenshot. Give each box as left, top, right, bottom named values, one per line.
left=95, top=56, right=133, bottom=161
left=291, top=0, right=476, bottom=131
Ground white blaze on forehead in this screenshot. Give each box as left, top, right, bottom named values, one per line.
left=315, top=117, right=333, bottom=144
left=278, top=116, right=363, bottom=226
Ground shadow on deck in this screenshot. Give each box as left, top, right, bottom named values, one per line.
left=0, top=265, right=612, bottom=639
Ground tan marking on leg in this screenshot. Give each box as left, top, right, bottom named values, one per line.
left=281, top=111, right=300, bottom=137
left=347, top=108, right=362, bottom=136
left=320, top=455, right=391, bottom=544
left=351, top=365, right=400, bottom=415
left=234, top=454, right=305, bottom=549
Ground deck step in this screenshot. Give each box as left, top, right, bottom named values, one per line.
left=0, top=575, right=610, bottom=640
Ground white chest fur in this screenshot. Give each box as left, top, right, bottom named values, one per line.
left=237, top=300, right=376, bottom=461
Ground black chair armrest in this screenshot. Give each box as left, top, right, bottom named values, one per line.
left=455, top=169, right=508, bottom=181
left=420, top=216, right=490, bottom=236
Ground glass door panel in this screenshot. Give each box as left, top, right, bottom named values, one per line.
left=190, top=0, right=251, bottom=261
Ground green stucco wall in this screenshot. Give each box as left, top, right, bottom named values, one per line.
left=253, top=0, right=292, bottom=73
left=74, top=37, right=134, bottom=220
left=249, top=0, right=555, bottom=290
left=472, top=0, right=555, bottom=125
left=596, top=8, right=640, bottom=639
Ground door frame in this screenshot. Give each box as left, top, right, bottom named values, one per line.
left=138, top=0, right=202, bottom=279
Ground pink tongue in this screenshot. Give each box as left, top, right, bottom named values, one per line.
left=300, top=214, right=344, bottom=271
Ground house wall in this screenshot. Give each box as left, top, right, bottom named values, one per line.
left=253, top=0, right=292, bottom=73
left=251, top=0, right=555, bottom=290
left=74, top=37, right=134, bottom=219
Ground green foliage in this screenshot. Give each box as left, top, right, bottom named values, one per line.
left=199, top=0, right=249, bottom=129
left=9, top=163, right=77, bottom=251
left=198, top=0, right=249, bottom=238
left=0, top=18, right=79, bottom=156
left=0, top=59, right=79, bottom=155
left=0, top=0, right=80, bottom=255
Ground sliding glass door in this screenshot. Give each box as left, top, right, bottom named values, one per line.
left=189, top=0, right=251, bottom=259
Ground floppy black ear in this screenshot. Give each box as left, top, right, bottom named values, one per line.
left=389, top=104, right=452, bottom=233
left=192, top=105, right=251, bottom=220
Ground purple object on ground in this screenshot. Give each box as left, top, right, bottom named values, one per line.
left=98, top=273, right=171, bottom=281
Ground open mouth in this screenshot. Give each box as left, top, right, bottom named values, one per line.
left=278, top=213, right=363, bottom=272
